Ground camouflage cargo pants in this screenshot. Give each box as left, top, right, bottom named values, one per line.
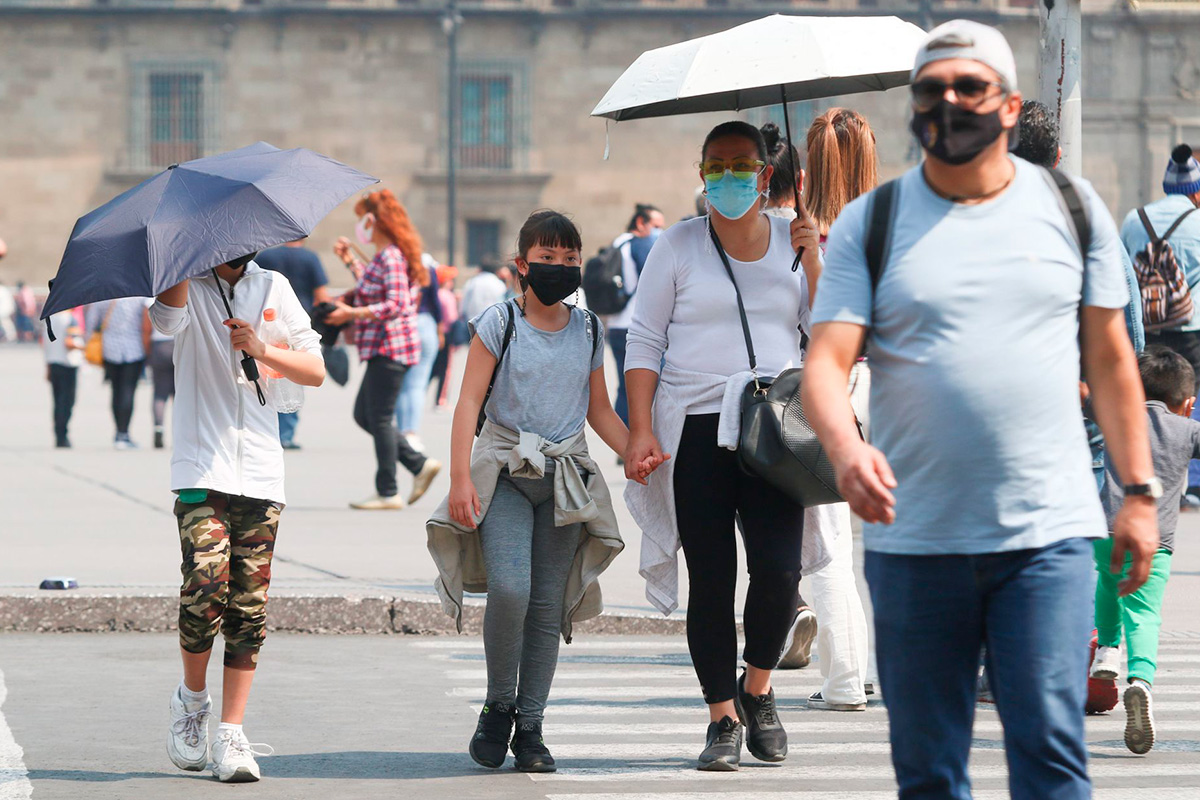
left=176, top=492, right=281, bottom=670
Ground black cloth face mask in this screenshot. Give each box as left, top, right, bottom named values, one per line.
left=910, top=100, right=1006, bottom=166
left=522, top=262, right=581, bottom=306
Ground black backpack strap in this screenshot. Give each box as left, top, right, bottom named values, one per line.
left=1043, top=167, right=1092, bottom=258
left=1162, top=206, right=1200, bottom=242
left=476, top=300, right=516, bottom=436
left=584, top=308, right=602, bottom=362
left=865, top=180, right=899, bottom=292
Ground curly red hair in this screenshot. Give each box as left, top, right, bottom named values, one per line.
left=355, top=189, right=430, bottom=288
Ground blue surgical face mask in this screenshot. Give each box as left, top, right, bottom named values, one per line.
left=704, top=170, right=763, bottom=220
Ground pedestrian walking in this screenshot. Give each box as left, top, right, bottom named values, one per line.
left=460, top=258, right=510, bottom=322
left=43, top=307, right=83, bottom=448
left=606, top=204, right=664, bottom=426
left=86, top=296, right=150, bottom=449
left=147, top=307, right=176, bottom=450
left=624, top=120, right=824, bottom=771
left=804, top=21, right=1158, bottom=800
left=1091, top=346, right=1199, bottom=754
left=1122, top=144, right=1200, bottom=389
left=14, top=281, right=37, bottom=342
left=151, top=253, right=325, bottom=783
left=760, top=115, right=876, bottom=712
left=329, top=189, right=441, bottom=510
left=431, top=264, right=460, bottom=408
left=256, top=238, right=332, bottom=450
left=395, top=253, right=443, bottom=453
left=427, top=210, right=649, bottom=773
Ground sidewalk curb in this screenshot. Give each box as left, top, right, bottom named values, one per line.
left=0, top=593, right=688, bottom=636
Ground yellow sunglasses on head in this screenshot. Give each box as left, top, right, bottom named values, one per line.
left=700, top=159, right=765, bottom=181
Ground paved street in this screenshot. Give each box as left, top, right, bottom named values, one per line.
left=3, top=339, right=1200, bottom=799
left=2, top=633, right=1200, bottom=799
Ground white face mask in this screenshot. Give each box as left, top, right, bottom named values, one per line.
left=355, top=214, right=374, bottom=246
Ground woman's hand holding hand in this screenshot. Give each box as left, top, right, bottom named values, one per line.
left=625, top=430, right=669, bottom=485
left=224, top=318, right=266, bottom=359
left=449, top=477, right=482, bottom=529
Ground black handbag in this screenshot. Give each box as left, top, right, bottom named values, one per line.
left=709, top=224, right=851, bottom=507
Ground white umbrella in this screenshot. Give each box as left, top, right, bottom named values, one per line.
left=591, top=14, right=928, bottom=122
left=591, top=14, right=926, bottom=265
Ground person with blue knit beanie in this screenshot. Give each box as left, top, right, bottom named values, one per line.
left=1122, top=143, right=1200, bottom=497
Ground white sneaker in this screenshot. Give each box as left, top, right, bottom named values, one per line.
left=1124, top=681, right=1156, bottom=755
left=349, top=494, right=406, bottom=510
left=1091, top=645, right=1121, bottom=681
left=807, top=690, right=867, bottom=712
left=210, top=727, right=274, bottom=783
left=777, top=607, right=818, bottom=669
left=167, top=686, right=211, bottom=772
left=408, top=459, right=442, bottom=505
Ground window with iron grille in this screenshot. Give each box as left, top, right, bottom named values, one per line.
left=456, top=61, right=529, bottom=171
left=129, top=60, right=219, bottom=172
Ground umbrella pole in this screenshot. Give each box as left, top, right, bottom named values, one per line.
left=212, top=268, right=267, bottom=406
left=780, top=85, right=804, bottom=271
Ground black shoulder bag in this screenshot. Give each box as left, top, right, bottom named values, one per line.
left=710, top=224, right=853, bottom=507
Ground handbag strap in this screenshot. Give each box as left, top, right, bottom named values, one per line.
left=99, top=301, right=116, bottom=333
left=708, top=223, right=762, bottom=389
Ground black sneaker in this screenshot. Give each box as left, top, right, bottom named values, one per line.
left=697, top=715, right=742, bottom=771
left=469, top=701, right=515, bottom=769
left=736, top=672, right=787, bottom=762
left=154, top=430, right=165, bottom=450
left=55, top=436, right=71, bottom=449
left=511, top=717, right=556, bottom=773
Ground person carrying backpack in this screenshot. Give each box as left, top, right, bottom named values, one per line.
left=803, top=20, right=1157, bottom=800
left=1122, top=144, right=1200, bottom=389
left=427, top=210, right=663, bottom=773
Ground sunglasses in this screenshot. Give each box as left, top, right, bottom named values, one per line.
left=700, top=159, right=766, bottom=180
left=910, top=77, right=1007, bottom=112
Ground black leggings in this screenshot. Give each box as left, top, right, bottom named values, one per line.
left=674, top=414, right=805, bottom=704
left=104, top=360, right=144, bottom=435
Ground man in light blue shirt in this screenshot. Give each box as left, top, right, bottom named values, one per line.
left=1121, top=144, right=1200, bottom=388
left=803, top=20, right=1158, bottom=800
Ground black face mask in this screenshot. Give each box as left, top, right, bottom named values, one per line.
left=910, top=100, right=1006, bottom=166
left=521, top=262, right=581, bottom=306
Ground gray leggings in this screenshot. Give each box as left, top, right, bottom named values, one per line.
left=479, top=468, right=584, bottom=721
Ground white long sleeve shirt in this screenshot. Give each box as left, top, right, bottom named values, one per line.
left=149, top=263, right=321, bottom=504
left=624, top=215, right=810, bottom=413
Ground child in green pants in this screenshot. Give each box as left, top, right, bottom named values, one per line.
left=1093, top=345, right=1200, bottom=754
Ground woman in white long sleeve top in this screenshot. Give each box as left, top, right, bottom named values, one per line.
left=623, top=121, right=823, bottom=771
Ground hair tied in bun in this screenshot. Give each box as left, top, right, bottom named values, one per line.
left=760, top=122, right=783, bottom=153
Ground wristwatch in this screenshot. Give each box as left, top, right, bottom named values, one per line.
left=1124, top=477, right=1164, bottom=499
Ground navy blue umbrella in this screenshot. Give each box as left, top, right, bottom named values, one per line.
left=41, top=142, right=378, bottom=321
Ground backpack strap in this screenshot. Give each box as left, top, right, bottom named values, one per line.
left=865, top=179, right=900, bottom=292
left=1042, top=167, right=1092, bottom=259
left=476, top=300, right=516, bottom=436
left=584, top=308, right=602, bottom=362
left=1137, top=207, right=1160, bottom=245
left=1162, top=206, right=1200, bottom=242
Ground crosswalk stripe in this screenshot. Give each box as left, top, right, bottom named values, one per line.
left=0, top=669, right=33, bottom=800
left=415, top=640, right=691, bottom=650
left=446, top=669, right=701, bottom=681
left=528, top=762, right=1200, bottom=782
left=453, top=683, right=1200, bottom=700
left=544, top=719, right=1200, bottom=737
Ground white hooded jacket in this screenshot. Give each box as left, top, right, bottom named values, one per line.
left=149, top=262, right=321, bottom=504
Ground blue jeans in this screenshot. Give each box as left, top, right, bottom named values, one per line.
left=865, top=537, right=1093, bottom=800
left=278, top=412, right=298, bottom=446
left=608, top=327, right=629, bottom=425
left=395, top=313, right=439, bottom=433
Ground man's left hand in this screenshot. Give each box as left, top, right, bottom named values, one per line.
left=224, top=318, right=266, bottom=359
left=1110, top=496, right=1159, bottom=596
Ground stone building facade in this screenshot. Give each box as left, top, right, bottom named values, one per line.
left=0, top=0, right=1198, bottom=287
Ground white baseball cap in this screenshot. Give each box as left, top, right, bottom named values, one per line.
left=911, top=20, right=1018, bottom=91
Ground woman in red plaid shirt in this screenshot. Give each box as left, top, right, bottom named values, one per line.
left=330, top=189, right=442, bottom=509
